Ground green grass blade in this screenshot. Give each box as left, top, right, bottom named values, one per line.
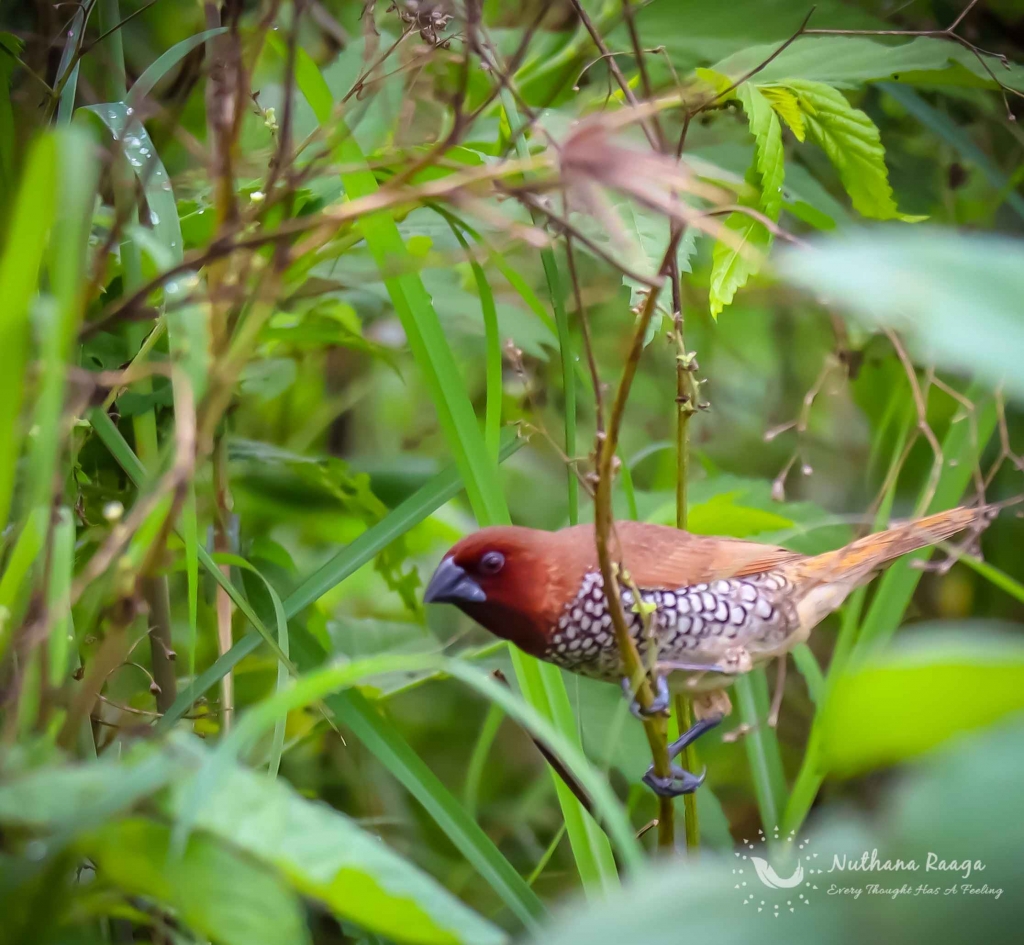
left=954, top=550, right=1024, bottom=605
left=854, top=387, right=997, bottom=656
left=463, top=702, right=504, bottom=818
left=498, top=89, right=577, bottom=524
left=0, top=132, right=57, bottom=529
left=285, top=432, right=524, bottom=616
left=222, top=654, right=643, bottom=873
left=126, top=28, right=228, bottom=110
left=213, top=553, right=290, bottom=778
left=47, top=506, right=76, bottom=687
left=733, top=672, right=785, bottom=830
left=156, top=433, right=525, bottom=731
left=881, top=83, right=1024, bottom=224
left=86, top=408, right=292, bottom=669
left=54, top=5, right=88, bottom=125
left=0, top=508, right=47, bottom=661
left=19, top=129, right=97, bottom=636
left=332, top=687, right=547, bottom=929
left=272, top=42, right=617, bottom=891
left=447, top=220, right=502, bottom=460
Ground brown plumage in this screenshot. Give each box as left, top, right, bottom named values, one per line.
left=424, top=505, right=991, bottom=696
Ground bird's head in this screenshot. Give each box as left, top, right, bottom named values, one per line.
left=423, top=526, right=581, bottom=655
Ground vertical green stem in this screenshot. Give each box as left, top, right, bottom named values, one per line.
left=498, top=89, right=577, bottom=523
left=672, top=308, right=702, bottom=850
left=97, top=0, right=175, bottom=711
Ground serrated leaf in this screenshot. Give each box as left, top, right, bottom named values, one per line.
left=760, top=85, right=805, bottom=141
left=735, top=85, right=785, bottom=218
left=708, top=86, right=783, bottom=317
left=694, top=66, right=734, bottom=96
left=712, top=35, right=1024, bottom=92
left=708, top=212, right=771, bottom=318
left=783, top=79, right=920, bottom=221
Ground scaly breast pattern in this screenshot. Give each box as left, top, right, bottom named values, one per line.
left=542, top=570, right=797, bottom=681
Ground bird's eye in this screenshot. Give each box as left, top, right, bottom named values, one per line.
left=478, top=551, right=505, bottom=575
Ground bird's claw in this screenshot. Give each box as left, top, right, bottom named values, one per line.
left=640, top=713, right=724, bottom=798
left=643, top=764, right=706, bottom=797
left=621, top=674, right=671, bottom=719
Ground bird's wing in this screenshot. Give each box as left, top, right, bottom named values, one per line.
left=616, top=521, right=802, bottom=587
left=556, top=522, right=802, bottom=590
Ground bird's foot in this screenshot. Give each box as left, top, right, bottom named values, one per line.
left=640, top=713, right=724, bottom=798
left=621, top=674, right=671, bottom=719
left=643, top=764, right=705, bottom=797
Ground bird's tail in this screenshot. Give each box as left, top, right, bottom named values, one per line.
left=791, top=504, right=995, bottom=589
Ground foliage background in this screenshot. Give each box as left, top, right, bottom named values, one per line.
left=1, top=0, right=1023, bottom=943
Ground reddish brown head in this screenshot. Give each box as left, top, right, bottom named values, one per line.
left=423, top=526, right=583, bottom=656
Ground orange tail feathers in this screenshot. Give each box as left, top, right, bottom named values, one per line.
left=792, top=504, right=995, bottom=589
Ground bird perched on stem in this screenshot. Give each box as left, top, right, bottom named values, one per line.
left=425, top=504, right=992, bottom=796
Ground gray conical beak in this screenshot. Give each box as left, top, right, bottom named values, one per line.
left=423, top=557, right=486, bottom=605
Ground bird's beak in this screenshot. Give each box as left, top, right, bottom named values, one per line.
left=423, top=557, right=486, bottom=605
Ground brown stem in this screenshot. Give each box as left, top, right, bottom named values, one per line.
left=141, top=576, right=176, bottom=713
left=593, top=235, right=681, bottom=851
left=492, top=670, right=594, bottom=815
left=213, top=434, right=235, bottom=731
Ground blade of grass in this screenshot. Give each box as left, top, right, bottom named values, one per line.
left=54, top=4, right=88, bottom=125
left=47, top=506, right=77, bottom=688
left=497, top=89, right=578, bottom=524
left=0, top=133, right=58, bottom=530
left=0, top=508, right=48, bottom=663
left=86, top=408, right=292, bottom=669
left=287, top=46, right=618, bottom=890
left=29, top=127, right=98, bottom=514
left=733, top=672, right=785, bottom=830
left=463, top=702, right=504, bottom=819
left=154, top=432, right=524, bottom=731
left=854, top=388, right=997, bottom=656
left=446, top=219, right=502, bottom=461
left=783, top=390, right=996, bottom=836
left=212, top=553, right=289, bottom=778
left=126, top=28, right=228, bottom=111
left=881, top=83, right=1024, bottom=225
left=952, top=548, right=1024, bottom=605
left=216, top=654, right=644, bottom=873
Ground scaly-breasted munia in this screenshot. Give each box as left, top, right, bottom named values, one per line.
left=424, top=504, right=990, bottom=795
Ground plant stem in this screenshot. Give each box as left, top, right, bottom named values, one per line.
left=497, top=88, right=577, bottom=523
left=671, top=264, right=703, bottom=852
left=98, top=0, right=178, bottom=716
left=593, top=236, right=681, bottom=852
left=213, top=433, right=235, bottom=730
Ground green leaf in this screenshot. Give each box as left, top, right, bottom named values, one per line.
left=777, top=229, right=1024, bottom=402
left=166, top=742, right=507, bottom=945
left=821, top=627, right=1024, bottom=776
left=81, top=819, right=310, bottom=945
left=685, top=492, right=794, bottom=538
left=284, top=39, right=617, bottom=896
left=880, top=82, right=1024, bottom=225
left=126, top=27, right=228, bottom=109
left=217, top=655, right=644, bottom=875
left=239, top=358, right=298, bottom=402
left=707, top=84, right=783, bottom=317
left=736, top=84, right=786, bottom=219
left=760, top=85, right=805, bottom=141
left=783, top=80, right=919, bottom=221
left=0, top=749, right=179, bottom=832
left=708, top=213, right=772, bottom=319
left=0, top=133, right=57, bottom=530
left=712, top=36, right=1024, bottom=92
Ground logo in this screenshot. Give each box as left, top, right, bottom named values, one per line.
left=733, top=827, right=820, bottom=916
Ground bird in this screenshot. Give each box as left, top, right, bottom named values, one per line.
left=424, top=504, right=992, bottom=796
